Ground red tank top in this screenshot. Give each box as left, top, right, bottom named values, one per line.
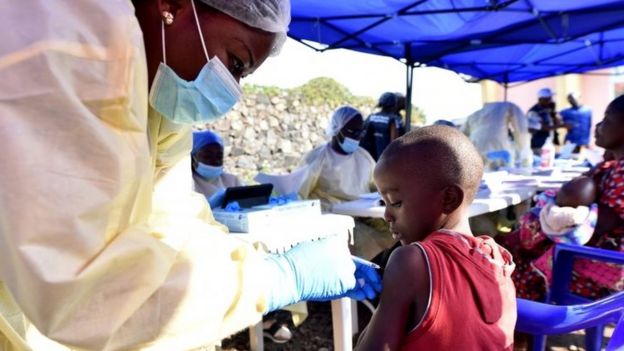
left=401, top=231, right=517, bottom=350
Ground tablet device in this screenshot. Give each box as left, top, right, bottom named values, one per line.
left=222, top=183, right=273, bottom=209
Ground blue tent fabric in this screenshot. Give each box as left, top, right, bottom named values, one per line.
left=289, top=0, right=624, bottom=83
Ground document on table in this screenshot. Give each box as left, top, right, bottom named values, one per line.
left=359, top=192, right=381, bottom=200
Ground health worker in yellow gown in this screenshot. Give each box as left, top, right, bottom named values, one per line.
left=0, top=1, right=381, bottom=350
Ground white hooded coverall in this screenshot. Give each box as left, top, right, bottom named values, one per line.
left=461, top=101, right=531, bottom=169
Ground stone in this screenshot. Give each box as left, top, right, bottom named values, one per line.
left=278, top=139, right=292, bottom=153
left=283, top=154, right=300, bottom=166
left=201, top=85, right=378, bottom=182
left=259, top=148, right=272, bottom=159
left=242, top=128, right=256, bottom=141
left=230, top=120, right=244, bottom=131
left=268, top=116, right=280, bottom=128
left=236, top=156, right=256, bottom=170
left=228, top=110, right=243, bottom=120
left=229, top=147, right=245, bottom=157
left=257, top=93, right=271, bottom=105
left=259, top=120, right=269, bottom=131
left=266, top=130, right=278, bottom=146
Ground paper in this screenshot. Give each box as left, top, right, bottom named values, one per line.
left=557, top=142, right=576, bottom=159
left=359, top=192, right=381, bottom=200
left=582, top=148, right=604, bottom=167
left=254, top=166, right=310, bottom=196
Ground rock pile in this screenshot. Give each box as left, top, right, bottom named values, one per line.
left=200, top=80, right=376, bottom=182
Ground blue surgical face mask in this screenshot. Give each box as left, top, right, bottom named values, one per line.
left=149, top=0, right=242, bottom=124
left=339, top=136, right=360, bottom=154
left=195, top=162, right=223, bottom=179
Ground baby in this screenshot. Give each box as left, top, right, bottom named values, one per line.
left=356, top=126, right=516, bottom=350
left=539, top=176, right=598, bottom=245
left=555, top=176, right=597, bottom=207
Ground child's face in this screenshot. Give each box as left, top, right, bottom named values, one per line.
left=374, top=160, right=445, bottom=245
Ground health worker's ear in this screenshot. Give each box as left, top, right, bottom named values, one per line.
left=157, top=0, right=185, bottom=22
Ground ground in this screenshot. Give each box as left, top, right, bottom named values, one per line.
left=221, top=302, right=334, bottom=351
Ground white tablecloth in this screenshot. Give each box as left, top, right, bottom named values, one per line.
left=229, top=213, right=354, bottom=253
left=331, top=187, right=536, bottom=219
left=331, top=165, right=588, bottom=219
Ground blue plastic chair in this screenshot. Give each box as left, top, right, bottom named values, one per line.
left=516, top=291, right=624, bottom=351
left=530, top=244, right=624, bottom=350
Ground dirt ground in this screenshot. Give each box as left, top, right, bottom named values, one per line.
left=221, top=302, right=335, bottom=351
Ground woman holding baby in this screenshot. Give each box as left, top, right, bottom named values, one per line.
left=498, top=95, right=624, bottom=301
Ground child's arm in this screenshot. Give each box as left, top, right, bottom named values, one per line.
left=356, top=245, right=430, bottom=351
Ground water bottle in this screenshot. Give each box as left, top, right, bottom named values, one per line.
left=540, top=137, right=555, bottom=168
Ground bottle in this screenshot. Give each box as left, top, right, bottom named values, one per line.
left=519, top=147, right=533, bottom=170
left=518, top=134, right=533, bottom=170
left=540, top=137, right=555, bottom=168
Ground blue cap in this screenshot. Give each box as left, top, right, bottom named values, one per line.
left=192, top=130, right=224, bottom=155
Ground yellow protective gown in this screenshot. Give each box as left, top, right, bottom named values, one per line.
left=0, top=1, right=269, bottom=350
left=298, top=144, right=376, bottom=211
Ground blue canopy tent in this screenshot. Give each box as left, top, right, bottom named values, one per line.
left=289, top=0, right=624, bottom=127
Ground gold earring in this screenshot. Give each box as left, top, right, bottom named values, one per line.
left=162, top=11, right=174, bottom=25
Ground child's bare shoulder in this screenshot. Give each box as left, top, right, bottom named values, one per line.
left=383, top=245, right=430, bottom=299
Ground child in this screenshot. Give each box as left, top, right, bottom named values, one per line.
left=536, top=176, right=598, bottom=246
left=556, top=176, right=597, bottom=208
left=356, top=125, right=517, bottom=351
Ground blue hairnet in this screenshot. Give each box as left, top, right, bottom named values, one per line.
left=326, top=105, right=362, bottom=137
left=192, top=130, right=224, bottom=155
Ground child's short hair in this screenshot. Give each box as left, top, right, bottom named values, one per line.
left=379, top=125, right=484, bottom=201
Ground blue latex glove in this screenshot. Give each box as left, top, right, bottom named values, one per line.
left=262, top=236, right=382, bottom=313
left=207, top=188, right=226, bottom=209
left=224, top=201, right=241, bottom=212
left=342, top=256, right=382, bottom=301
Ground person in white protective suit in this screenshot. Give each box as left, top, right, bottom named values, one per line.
left=461, top=101, right=533, bottom=170
left=0, top=1, right=382, bottom=350
left=298, top=106, right=377, bottom=211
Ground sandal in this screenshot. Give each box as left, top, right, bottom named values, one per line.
left=263, top=321, right=292, bottom=344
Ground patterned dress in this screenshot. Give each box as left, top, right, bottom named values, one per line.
left=498, top=159, right=624, bottom=301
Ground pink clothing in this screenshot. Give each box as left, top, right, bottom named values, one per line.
left=401, top=231, right=517, bottom=351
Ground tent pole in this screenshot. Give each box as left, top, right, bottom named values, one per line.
left=503, top=73, right=509, bottom=102
left=405, top=63, right=414, bottom=131
left=504, top=82, right=508, bottom=101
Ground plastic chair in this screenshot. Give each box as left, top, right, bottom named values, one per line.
left=516, top=291, right=624, bottom=351
left=531, top=244, right=624, bottom=350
